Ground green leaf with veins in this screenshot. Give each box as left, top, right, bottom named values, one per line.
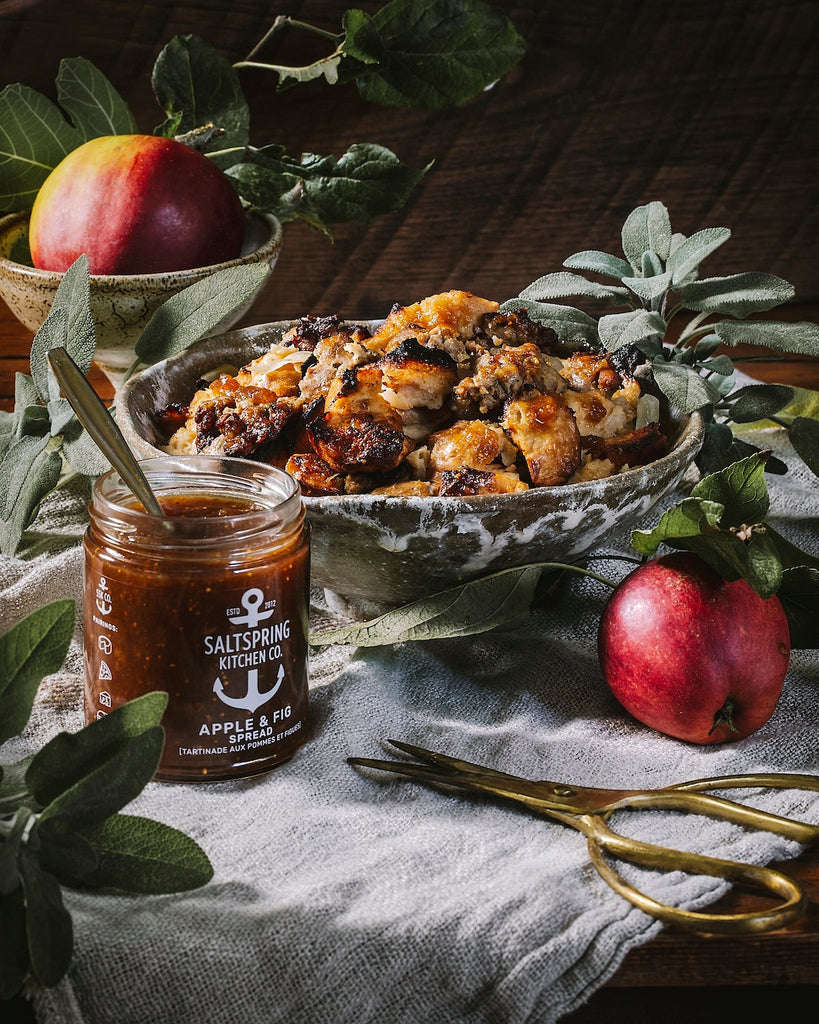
left=650, top=360, right=722, bottom=413
left=0, top=435, right=63, bottom=557
left=519, top=272, right=630, bottom=304
left=620, top=201, right=672, bottom=267
left=151, top=34, right=250, bottom=167
left=132, top=261, right=272, bottom=370
left=344, top=0, right=525, bottom=109
left=0, top=83, right=82, bottom=212
left=499, top=299, right=600, bottom=349
left=630, top=497, right=725, bottom=557
left=563, top=250, right=634, bottom=279
left=788, top=416, right=819, bottom=478
left=666, top=227, right=731, bottom=285
left=55, top=57, right=137, bottom=141
left=715, top=319, right=819, bottom=356
left=19, top=847, right=73, bottom=987
left=679, top=273, right=794, bottom=317
left=725, top=384, right=795, bottom=424
left=689, top=452, right=770, bottom=527
left=73, top=814, right=214, bottom=893
left=0, top=600, right=75, bottom=745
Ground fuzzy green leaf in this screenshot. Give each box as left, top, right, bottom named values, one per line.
left=726, top=384, right=795, bottom=424
left=133, top=262, right=271, bottom=368
left=0, top=436, right=63, bottom=556
left=77, top=814, right=213, bottom=893
left=679, top=273, right=794, bottom=318
left=37, top=727, right=165, bottom=833
left=621, top=201, right=672, bottom=267
left=788, top=416, right=819, bottom=478
left=26, top=691, right=168, bottom=808
left=499, top=299, right=599, bottom=349
left=151, top=34, right=249, bottom=166
left=563, top=249, right=634, bottom=279
left=519, top=272, right=629, bottom=303
left=599, top=309, right=666, bottom=354
left=311, top=563, right=558, bottom=647
left=650, top=359, right=722, bottom=412
left=55, top=57, right=137, bottom=141
left=60, top=421, right=111, bottom=477
left=30, top=255, right=96, bottom=406
left=715, top=319, right=819, bottom=356
left=624, top=271, right=671, bottom=304
left=345, top=0, right=525, bottom=109
left=0, top=600, right=75, bottom=745
left=19, top=848, right=73, bottom=987
left=666, top=227, right=731, bottom=285
left=36, top=825, right=99, bottom=883
left=0, top=83, right=82, bottom=212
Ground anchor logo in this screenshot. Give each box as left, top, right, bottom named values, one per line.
left=213, top=664, right=284, bottom=713
left=228, top=588, right=275, bottom=628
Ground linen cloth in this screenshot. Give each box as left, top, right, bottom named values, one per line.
left=0, top=426, right=816, bottom=1024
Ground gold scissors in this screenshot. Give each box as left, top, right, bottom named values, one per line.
left=348, top=739, right=819, bottom=935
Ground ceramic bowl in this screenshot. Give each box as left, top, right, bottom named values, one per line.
left=0, top=210, right=282, bottom=391
left=117, top=323, right=706, bottom=612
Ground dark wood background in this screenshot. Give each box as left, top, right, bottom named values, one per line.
left=1, top=0, right=817, bottom=326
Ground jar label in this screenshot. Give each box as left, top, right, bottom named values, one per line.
left=84, top=567, right=309, bottom=781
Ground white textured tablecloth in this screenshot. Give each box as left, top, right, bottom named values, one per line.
left=1, top=427, right=816, bottom=1024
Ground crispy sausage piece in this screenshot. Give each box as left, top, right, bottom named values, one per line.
left=581, top=423, right=668, bottom=469
left=501, top=390, right=581, bottom=486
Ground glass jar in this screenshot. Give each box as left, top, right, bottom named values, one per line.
left=83, top=456, right=310, bottom=782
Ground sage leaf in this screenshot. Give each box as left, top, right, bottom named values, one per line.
left=519, top=272, right=629, bottom=303
left=345, top=0, right=525, bottom=109
left=621, top=201, right=672, bottom=267
left=30, top=255, right=96, bottom=407
left=679, top=272, right=794, bottom=317
left=692, top=333, right=722, bottom=358
left=725, top=383, right=795, bottom=423
left=151, top=34, right=249, bottom=167
left=650, top=359, right=722, bottom=413
left=311, top=563, right=564, bottom=647
left=0, top=600, right=74, bottom=746
left=599, top=310, right=666, bottom=354
left=499, top=299, right=600, bottom=349
left=775, top=386, right=819, bottom=424
left=77, top=814, right=213, bottom=893
left=0, top=83, right=82, bottom=212
left=0, top=887, right=28, bottom=999
left=26, top=691, right=168, bottom=808
left=0, top=436, right=63, bottom=557
left=630, top=497, right=725, bottom=557
left=788, top=416, right=819, bottom=478
left=777, top=567, right=819, bottom=650
left=19, top=847, right=73, bottom=987
left=690, top=452, right=770, bottom=528
left=36, top=825, right=99, bottom=883
left=37, top=727, right=165, bottom=833
left=666, top=227, right=731, bottom=285
left=55, top=57, right=137, bottom=141
left=625, top=271, right=672, bottom=304
left=715, top=319, right=819, bottom=356
left=60, top=421, right=111, bottom=478
left=133, top=261, right=271, bottom=368
left=563, top=249, right=634, bottom=279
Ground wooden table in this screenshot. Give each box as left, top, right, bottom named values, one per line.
left=2, top=299, right=818, bottom=1012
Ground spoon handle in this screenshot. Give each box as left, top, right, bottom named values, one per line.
left=47, top=347, right=165, bottom=517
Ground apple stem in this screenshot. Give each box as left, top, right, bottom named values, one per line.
left=709, top=697, right=740, bottom=735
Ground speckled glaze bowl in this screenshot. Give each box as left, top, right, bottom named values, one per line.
left=117, top=322, right=706, bottom=612
left=0, top=210, right=282, bottom=391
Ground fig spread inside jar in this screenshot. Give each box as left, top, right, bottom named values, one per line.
left=83, top=456, right=310, bottom=782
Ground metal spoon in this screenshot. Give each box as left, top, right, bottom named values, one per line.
left=47, top=347, right=165, bottom=517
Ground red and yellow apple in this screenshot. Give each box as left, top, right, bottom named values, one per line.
left=597, top=552, right=791, bottom=744
left=29, top=134, right=245, bottom=275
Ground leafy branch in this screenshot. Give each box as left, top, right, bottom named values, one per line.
left=0, top=601, right=212, bottom=999
left=310, top=453, right=819, bottom=651
left=501, top=200, right=819, bottom=481
left=0, top=0, right=524, bottom=235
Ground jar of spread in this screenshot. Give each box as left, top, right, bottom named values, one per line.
left=83, top=456, right=310, bottom=782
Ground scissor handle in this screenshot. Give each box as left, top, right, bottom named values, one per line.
left=576, top=812, right=807, bottom=935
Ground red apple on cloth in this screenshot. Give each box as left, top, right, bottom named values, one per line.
left=597, top=551, right=791, bottom=744
left=29, top=134, right=245, bottom=275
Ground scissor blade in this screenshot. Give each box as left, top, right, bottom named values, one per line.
left=384, top=738, right=528, bottom=783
